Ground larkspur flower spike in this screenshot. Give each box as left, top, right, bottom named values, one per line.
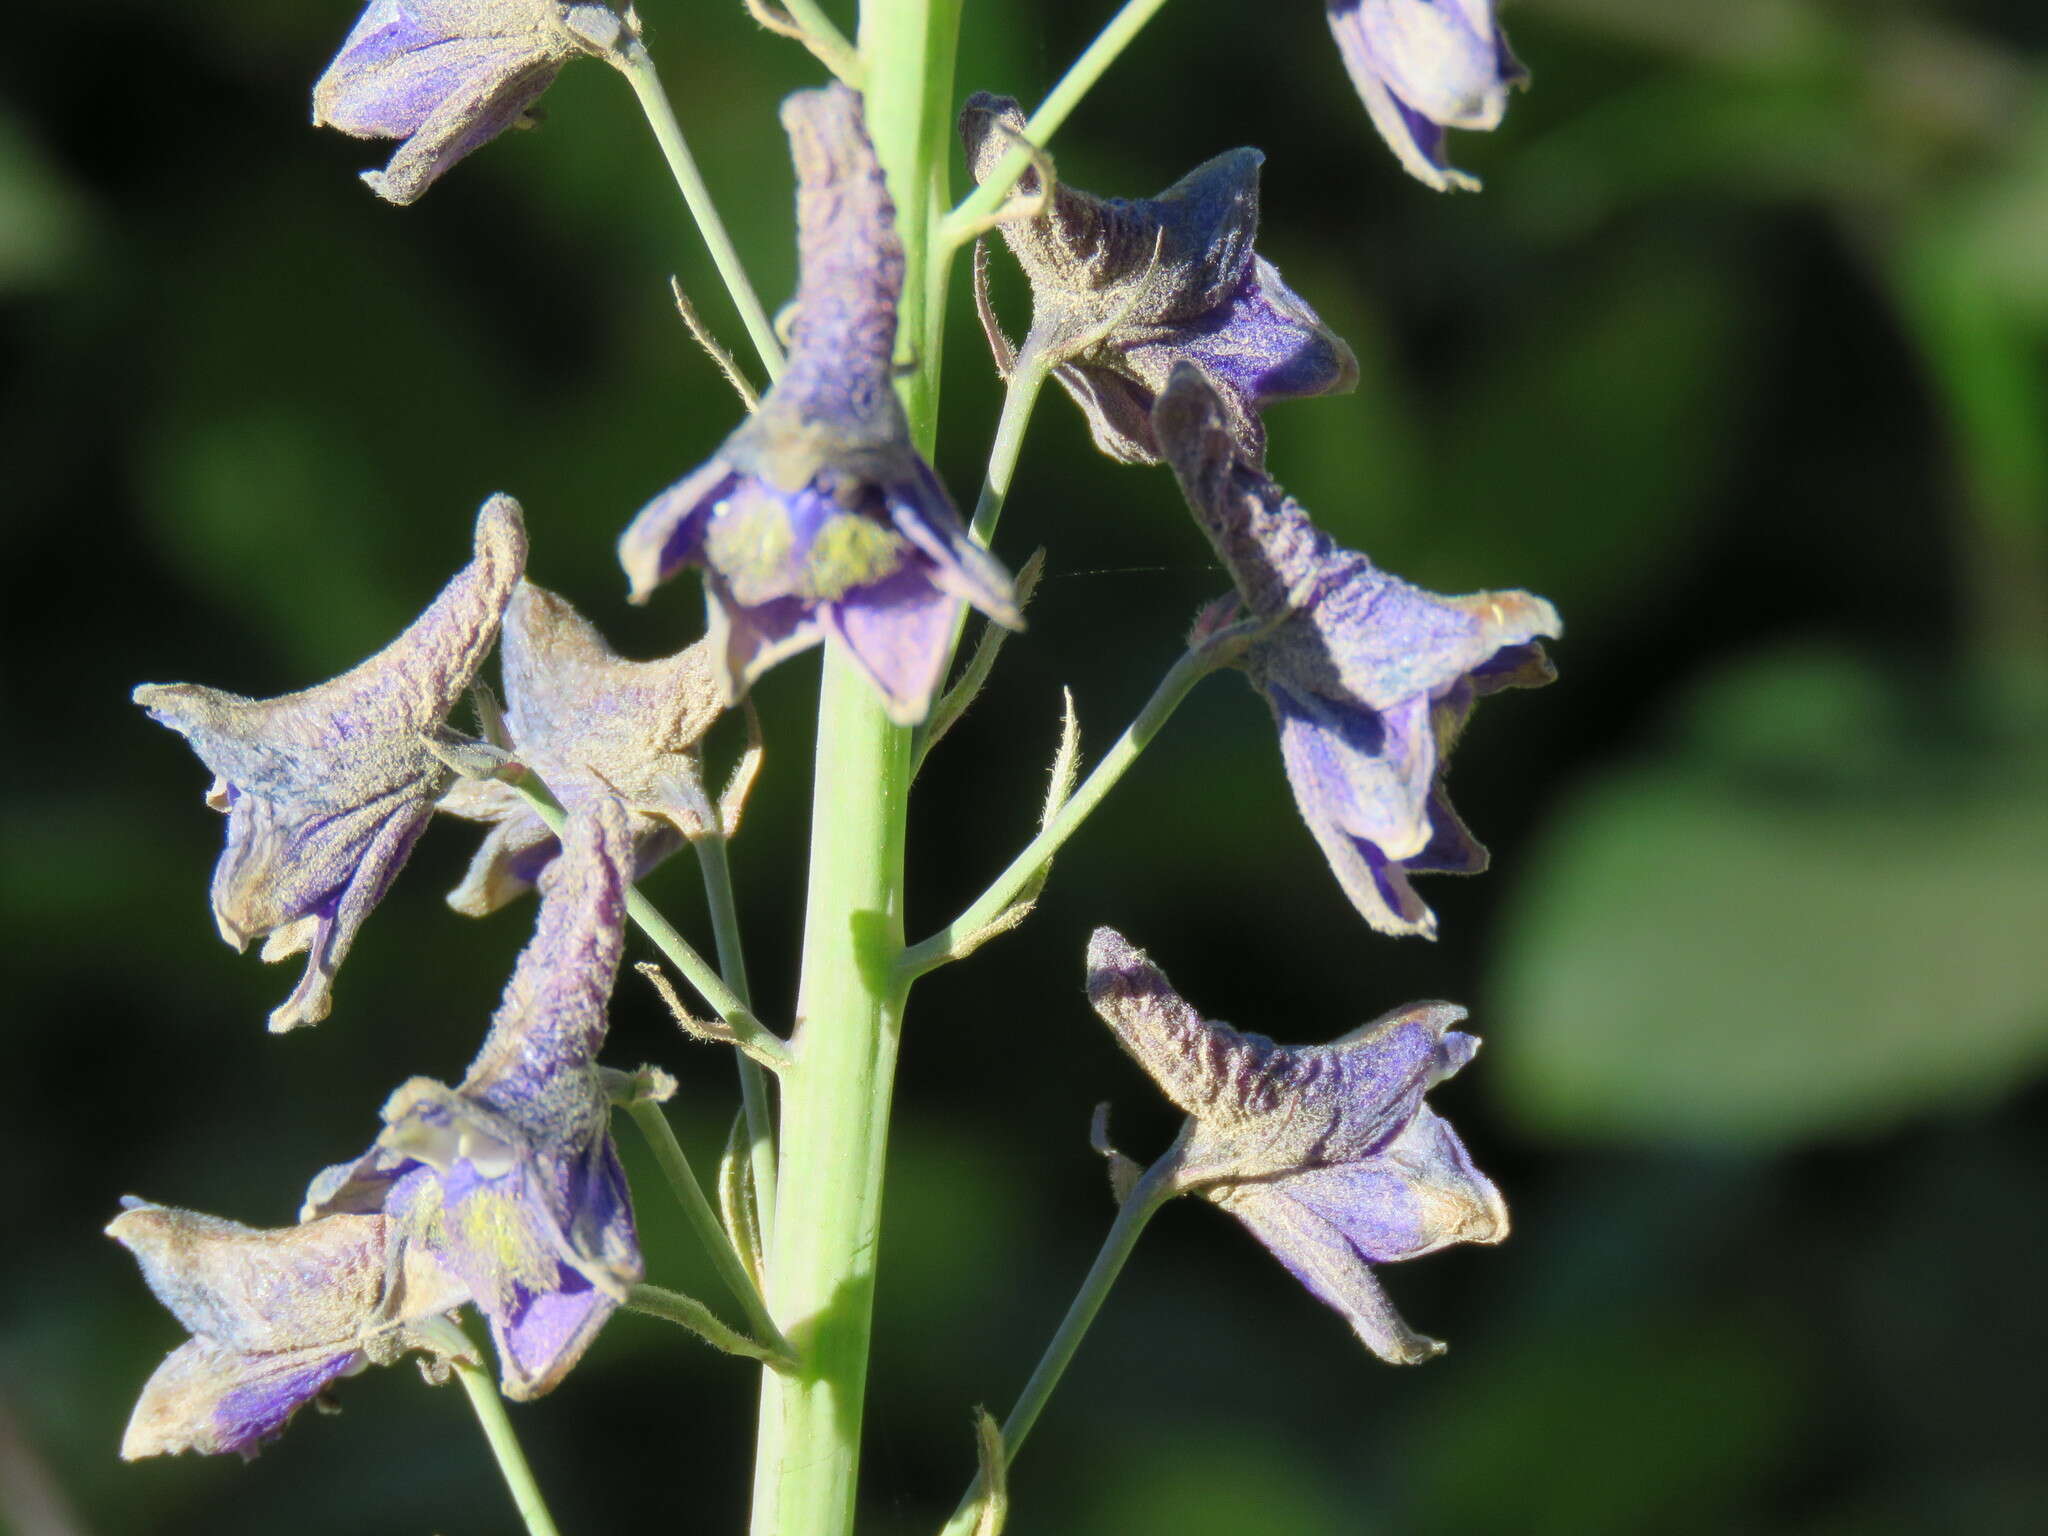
left=106, top=1201, right=470, bottom=1459
left=438, top=580, right=758, bottom=916
left=303, top=796, right=641, bottom=1400
left=620, top=82, right=1019, bottom=725
left=1086, top=927, right=1506, bottom=1364
left=1154, top=365, right=1558, bottom=938
left=314, top=0, right=632, bottom=205
left=1325, top=0, right=1527, bottom=192
left=959, top=94, right=1357, bottom=468
left=134, top=496, right=527, bottom=1030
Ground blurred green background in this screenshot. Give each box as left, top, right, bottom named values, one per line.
left=4, top=0, right=2046, bottom=1531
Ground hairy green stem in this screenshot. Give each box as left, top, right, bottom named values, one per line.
left=936, top=1163, right=1178, bottom=1536
left=693, top=833, right=782, bottom=1260
left=625, top=1098, right=794, bottom=1361
left=746, top=8, right=958, bottom=1533
left=618, top=42, right=787, bottom=380
left=901, top=635, right=1235, bottom=977
left=628, top=1283, right=798, bottom=1371
left=776, top=0, right=866, bottom=83
left=444, top=1333, right=563, bottom=1536
left=970, top=346, right=1051, bottom=547
left=937, top=0, right=1177, bottom=250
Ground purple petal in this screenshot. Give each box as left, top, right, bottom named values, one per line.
left=818, top=566, right=962, bottom=726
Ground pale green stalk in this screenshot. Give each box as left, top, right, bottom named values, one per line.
left=746, top=7, right=958, bottom=1534
left=628, top=1283, right=798, bottom=1370
left=693, top=832, right=781, bottom=1257
left=443, top=1333, right=563, bottom=1536
left=617, top=42, right=786, bottom=380
left=625, top=1097, right=794, bottom=1361
left=936, top=1162, right=1178, bottom=1536
left=970, top=345, right=1051, bottom=547
left=937, top=0, right=1178, bottom=251
left=901, top=634, right=1237, bottom=978
left=777, top=0, right=865, bottom=82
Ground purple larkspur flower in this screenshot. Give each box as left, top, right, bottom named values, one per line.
left=958, top=93, right=1357, bottom=468
left=1087, top=928, right=1506, bottom=1364
left=1326, top=0, right=1527, bottom=192
left=1154, top=365, right=1557, bottom=938
left=438, top=582, right=755, bottom=915
left=313, top=0, right=630, bottom=205
left=134, top=496, right=526, bottom=1030
left=619, top=83, right=1018, bottom=726
left=303, top=796, right=640, bottom=1399
left=106, top=1200, right=469, bottom=1459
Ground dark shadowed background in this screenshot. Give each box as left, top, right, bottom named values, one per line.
left=4, top=1, right=2046, bottom=1532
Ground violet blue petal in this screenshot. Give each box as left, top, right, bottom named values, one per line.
left=134, top=496, right=526, bottom=1029
left=620, top=83, right=1014, bottom=725
left=959, top=94, right=1356, bottom=467
left=1084, top=928, right=1503, bottom=1364
left=1325, top=0, right=1527, bottom=192
left=314, top=1, right=627, bottom=205
left=106, top=1200, right=468, bottom=1458
left=1154, top=365, right=1558, bottom=937
left=303, top=798, right=640, bottom=1399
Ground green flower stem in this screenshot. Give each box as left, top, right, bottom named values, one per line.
left=935, top=1163, right=1178, bottom=1536
left=617, top=41, right=786, bottom=381
left=778, top=0, right=865, bottom=83
left=936, top=0, right=1177, bottom=251
left=510, top=780, right=792, bottom=1069
left=970, top=345, right=1051, bottom=547
left=747, top=7, right=958, bottom=1534
left=445, top=1333, right=564, bottom=1536
left=625, top=1097, right=795, bottom=1362
left=628, top=1283, right=799, bottom=1371
left=693, top=832, right=781, bottom=1259
left=900, top=633, right=1236, bottom=978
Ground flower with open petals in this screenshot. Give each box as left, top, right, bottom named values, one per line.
left=959, top=93, right=1356, bottom=467
left=1087, top=928, right=1505, bottom=1364
left=303, top=796, right=639, bottom=1399
left=107, top=1200, right=469, bottom=1459
left=1154, top=365, right=1557, bottom=937
left=314, top=0, right=630, bottom=205
left=134, top=496, right=526, bottom=1030
left=438, top=581, right=756, bottom=915
left=619, top=82, right=1017, bottom=725
left=1325, top=0, right=1527, bottom=192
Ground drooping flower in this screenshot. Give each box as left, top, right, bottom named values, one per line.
left=302, top=796, right=640, bottom=1399
left=438, top=581, right=755, bottom=916
left=134, top=496, right=527, bottom=1031
left=1086, top=927, right=1505, bottom=1364
left=313, top=0, right=631, bottom=205
left=619, top=82, right=1018, bottom=726
left=106, top=1200, right=469, bottom=1459
left=1153, top=364, right=1557, bottom=938
left=1325, top=0, right=1527, bottom=192
left=958, top=93, right=1357, bottom=468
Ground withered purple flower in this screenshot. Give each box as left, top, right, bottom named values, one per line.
left=302, top=796, right=640, bottom=1399
left=314, top=0, right=630, bottom=205
left=619, top=83, right=1018, bottom=725
left=1087, top=928, right=1505, bottom=1364
left=106, top=1200, right=469, bottom=1459
left=1154, top=365, right=1557, bottom=938
left=958, top=93, right=1356, bottom=467
left=1325, top=0, right=1527, bottom=192
left=438, top=581, right=757, bottom=916
left=134, top=496, right=527, bottom=1031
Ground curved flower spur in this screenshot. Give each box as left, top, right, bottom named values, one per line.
left=1153, top=365, right=1558, bottom=938
left=959, top=92, right=1357, bottom=468
left=133, top=496, right=527, bottom=1031
left=302, top=796, right=644, bottom=1400
left=314, top=0, right=634, bottom=205
left=438, top=580, right=759, bottom=916
left=620, top=83, right=1018, bottom=726
left=1324, top=0, right=1527, bottom=192
left=1086, top=928, right=1506, bottom=1365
